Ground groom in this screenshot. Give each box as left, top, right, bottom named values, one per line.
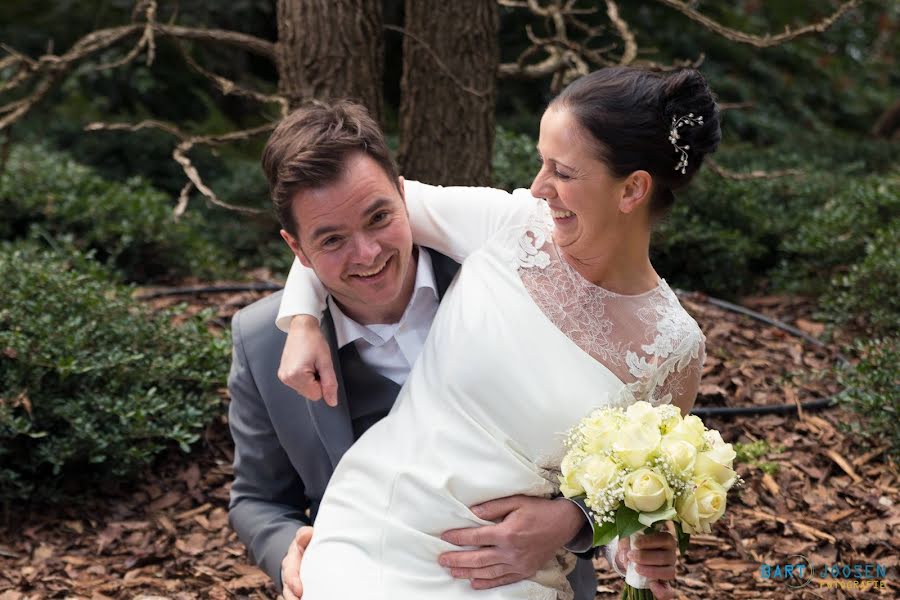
left=227, top=101, right=677, bottom=600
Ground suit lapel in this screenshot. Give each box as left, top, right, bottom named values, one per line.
left=306, top=250, right=459, bottom=469
left=306, top=309, right=355, bottom=469
left=425, top=248, right=461, bottom=300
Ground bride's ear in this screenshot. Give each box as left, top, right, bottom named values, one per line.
left=618, top=171, right=653, bottom=214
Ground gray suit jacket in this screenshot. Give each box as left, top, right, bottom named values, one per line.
left=227, top=249, right=595, bottom=599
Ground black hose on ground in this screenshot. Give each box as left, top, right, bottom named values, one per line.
left=135, top=283, right=847, bottom=418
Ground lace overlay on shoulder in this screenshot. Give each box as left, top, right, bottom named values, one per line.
left=507, top=202, right=706, bottom=409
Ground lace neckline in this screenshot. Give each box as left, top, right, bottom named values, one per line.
left=552, top=241, right=664, bottom=299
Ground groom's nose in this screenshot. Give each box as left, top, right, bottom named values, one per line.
left=351, top=232, right=381, bottom=264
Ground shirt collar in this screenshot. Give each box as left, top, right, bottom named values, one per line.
left=328, top=247, right=438, bottom=349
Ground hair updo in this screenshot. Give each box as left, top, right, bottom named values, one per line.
left=550, top=66, right=721, bottom=218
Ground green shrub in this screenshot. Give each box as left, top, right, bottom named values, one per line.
left=775, top=175, right=900, bottom=297
left=837, top=338, right=900, bottom=459
left=0, top=241, right=231, bottom=503
left=823, top=227, right=899, bottom=336
left=493, top=126, right=536, bottom=192
left=0, top=144, right=226, bottom=281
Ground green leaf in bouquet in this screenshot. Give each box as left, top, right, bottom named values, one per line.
left=592, top=518, right=618, bottom=547
left=637, top=506, right=677, bottom=527
left=615, top=506, right=643, bottom=539
left=674, top=521, right=691, bottom=556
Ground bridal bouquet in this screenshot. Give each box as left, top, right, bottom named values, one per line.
left=559, top=401, right=739, bottom=600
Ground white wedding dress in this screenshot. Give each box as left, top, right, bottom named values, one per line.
left=279, top=183, right=705, bottom=600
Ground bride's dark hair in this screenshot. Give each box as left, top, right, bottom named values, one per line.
left=550, top=66, right=721, bottom=218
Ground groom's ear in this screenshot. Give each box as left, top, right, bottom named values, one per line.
left=398, top=176, right=406, bottom=204
left=280, top=229, right=312, bottom=268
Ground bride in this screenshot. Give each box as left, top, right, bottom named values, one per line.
left=276, top=66, right=720, bottom=599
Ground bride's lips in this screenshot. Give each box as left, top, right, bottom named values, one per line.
left=548, top=205, right=576, bottom=224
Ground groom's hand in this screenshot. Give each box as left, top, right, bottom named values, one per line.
left=438, top=495, right=583, bottom=589
left=280, top=315, right=339, bottom=406
left=281, top=525, right=313, bottom=600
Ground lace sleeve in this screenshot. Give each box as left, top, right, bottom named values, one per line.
left=661, top=337, right=705, bottom=415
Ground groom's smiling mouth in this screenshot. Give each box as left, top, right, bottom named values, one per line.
left=349, top=255, right=393, bottom=281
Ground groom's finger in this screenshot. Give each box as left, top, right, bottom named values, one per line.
left=469, top=495, right=524, bottom=521
left=449, top=563, right=516, bottom=581
left=440, top=523, right=502, bottom=547
left=438, top=547, right=504, bottom=569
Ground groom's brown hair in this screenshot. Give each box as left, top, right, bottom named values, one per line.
left=262, top=100, right=399, bottom=236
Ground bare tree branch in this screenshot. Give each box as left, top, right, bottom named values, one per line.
left=85, top=119, right=273, bottom=214
left=718, top=101, right=755, bottom=111
left=91, top=0, right=158, bottom=71
left=655, top=0, right=860, bottom=48
left=0, top=75, right=61, bottom=130
left=604, top=0, right=636, bottom=65
left=153, top=24, right=275, bottom=60
left=707, top=160, right=803, bottom=181
left=178, top=44, right=289, bottom=117
left=0, top=14, right=276, bottom=131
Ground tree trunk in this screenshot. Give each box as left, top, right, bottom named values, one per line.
left=398, top=0, right=498, bottom=185
left=275, top=0, right=384, bottom=122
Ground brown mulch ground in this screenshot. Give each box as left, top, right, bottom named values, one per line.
left=1, top=287, right=897, bottom=600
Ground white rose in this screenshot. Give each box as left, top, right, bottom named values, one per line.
left=559, top=453, right=585, bottom=497
left=676, top=478, right=727, bottom=534
left=576, top=455, right=620, bottom=497
left=660, top=437, right=697, bottom=477
left=581, top=415, right=619, bottom=454
left=625, top=401, right=662, bottom=430
left=613, top=421, right=662, bottom=469
left=623, top=468, right=673, bottom=513
left=694, top=449, right=737, bottom=490
left=664, top=414, right=706, bottom=448
left=705, top=441, right=736, bottom=466
left=656, top=404, right=683, bottom=434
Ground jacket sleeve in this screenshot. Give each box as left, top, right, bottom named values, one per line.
left=227, top=309, right=311, bottom=591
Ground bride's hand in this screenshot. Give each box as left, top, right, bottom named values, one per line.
left=616, top=533, right=677, bottom=600
left=437, top=495, right=584, bottom=589
left=279, top=315, right=339, bottom=406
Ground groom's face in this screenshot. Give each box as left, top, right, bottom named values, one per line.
left=280, top=152, right=415, bottom=324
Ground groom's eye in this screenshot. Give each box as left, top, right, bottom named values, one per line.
left=321, top=235, right=343, bottom=248
left=371, top=211, right=390, bottom=225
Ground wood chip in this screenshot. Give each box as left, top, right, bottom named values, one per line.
left=737, top=508, right=836, bottom=543
left=174, top=502, right=212, bottom=521
left=823, top=448, right=863, bottom=483
left=852, top=445, right=888, bottom=467
left=824, top=508, right=856, bottom=522
left=761, top=472, right=781, bottom=496
left=702, top=558, right=758, bottom=573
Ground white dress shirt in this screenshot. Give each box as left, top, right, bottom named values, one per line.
left=326, top=247, right=439, bottom=386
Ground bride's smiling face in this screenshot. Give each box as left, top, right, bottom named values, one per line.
left=529, top=107, right=629, bottom=258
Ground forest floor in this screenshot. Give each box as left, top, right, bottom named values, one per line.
left=1, top=285, right=897, bottom=600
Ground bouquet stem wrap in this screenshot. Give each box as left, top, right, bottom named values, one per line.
left=625, top=530, right=651, bottom=590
